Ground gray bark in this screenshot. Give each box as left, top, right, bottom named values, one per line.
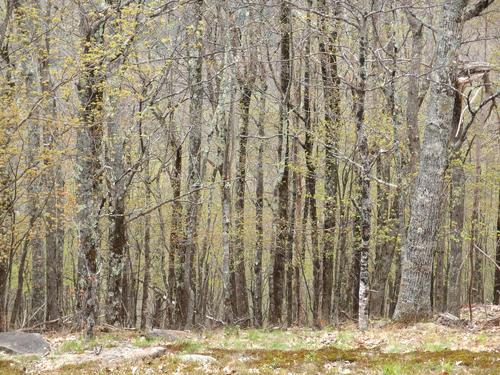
left=447, top=160, right=465, bottom=316
left=181, top=0, right=204, bottom=328
left=233, top=75, right=254, bottom=324
left=24, top=67, right=45, bottom=326
left=140, top=152, right=151, bottom=330
left=253, top=84, right=266, bottom=327
left=319, top=0, right=340, bottom=324
left=394, top=0, right=468, bottom=321
left=302, top=1, right=319, bottom=325
left=354, top=14, right=370, bottom=331
left=405, top=11, right=425, bottom=176
left=75, top=9, right=107, bottom=338
left=371, top=160, right=397, bottom=318
left=494, top=187, right=500, bottom=304
left=269, top=0, right=291, bottom=326
left=213, top=8, right=237, bottom=323
left=105, top=112, right=127, bottom=325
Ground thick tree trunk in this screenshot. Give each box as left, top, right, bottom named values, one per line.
left=75, top=16, right=106, bottom=338
left=394, top=0, right=467, bottom=322
left=405, top=12, right=425, bottom=176
left=433, top=226, right=447, bottom=312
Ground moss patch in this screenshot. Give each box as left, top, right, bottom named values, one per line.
left=0, top=359, right=23, bottom=375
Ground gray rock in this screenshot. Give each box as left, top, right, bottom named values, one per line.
left=146, top=329, right=192, bottom=342
left=0, top=332, right=50, bottom=355
left=178, top=354, right=216, bottom=364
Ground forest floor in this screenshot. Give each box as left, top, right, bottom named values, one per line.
left=1, top=305, right=499, bottom=374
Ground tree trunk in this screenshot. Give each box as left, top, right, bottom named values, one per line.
left=105, top=114, right=127, bottom=326
left=140, top=145, right=151, bottom=330
left=433, top=225, right=447, bottom=312
left=302, top=3, right=319, bottom=325
left=233, top=80, right=253, bottom=324
left=470, top=163, right=482, bottom=304
left=286, top=139, right=299, bottom=326
left=354, top=15, right=371, bottom=331
left=253, top=84, right=266, bottom=327
left=36, top=0, right=63, bottom=326
left=10, top=240, right=28, bottom=327
left=181, top=0, right=204, bottom=328
left=293, top=155, right=303, bottom=324
left=494, top=187, right=500, bottom=304
left=168, top=122, right=182, bottom=327
left=394, top=0, right=467, bottom=322
left=405, top=12, right=425, bottom=177
left=371, top=159, right=397, bottom=318
left=25, top=70, right=45, bottom=326
left=269, top=0, right=291, bottom=326
left=447, top=158, right=465, bottom=316
left=214, top=8, right=238, bottom=323
left=318, top=0, right=340, bottom=327
left=75, top=13, right=106, bottom=338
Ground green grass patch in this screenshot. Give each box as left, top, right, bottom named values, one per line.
left=178, top=340, right=204, bottom=353
left=131, top=335, right=164, bottom=348
left=57, top=339, right=87, bottom=354
left=381, top=361, right=407, bottom=375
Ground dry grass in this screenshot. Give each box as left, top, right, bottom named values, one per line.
left=3, top=305, right=499, bottom=374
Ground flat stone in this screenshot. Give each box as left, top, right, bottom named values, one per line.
left=178, top=354, right=216, bottom=364
left=146, top=329, right=193, bottom=341
left=0, top=332, right=50, bottom=354
left=33, top=345, right=167, bottom=372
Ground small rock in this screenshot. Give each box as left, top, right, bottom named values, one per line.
left=0, top=332, right=50, bottom=354
left=437, top=313, right=468, bottom=328
left=178, top=354, right=216, bottom=364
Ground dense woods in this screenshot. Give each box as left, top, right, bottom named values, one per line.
left=0, top=0, right=498, bottom=339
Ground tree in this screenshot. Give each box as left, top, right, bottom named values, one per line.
left=269, top=0, right=291, bottom=325
left=394, top=0, right=468, bottom=321
left=181, top=0, right=204, bottom=328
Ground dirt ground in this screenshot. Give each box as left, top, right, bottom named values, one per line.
left=1, top=305, right=499, bottom=374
